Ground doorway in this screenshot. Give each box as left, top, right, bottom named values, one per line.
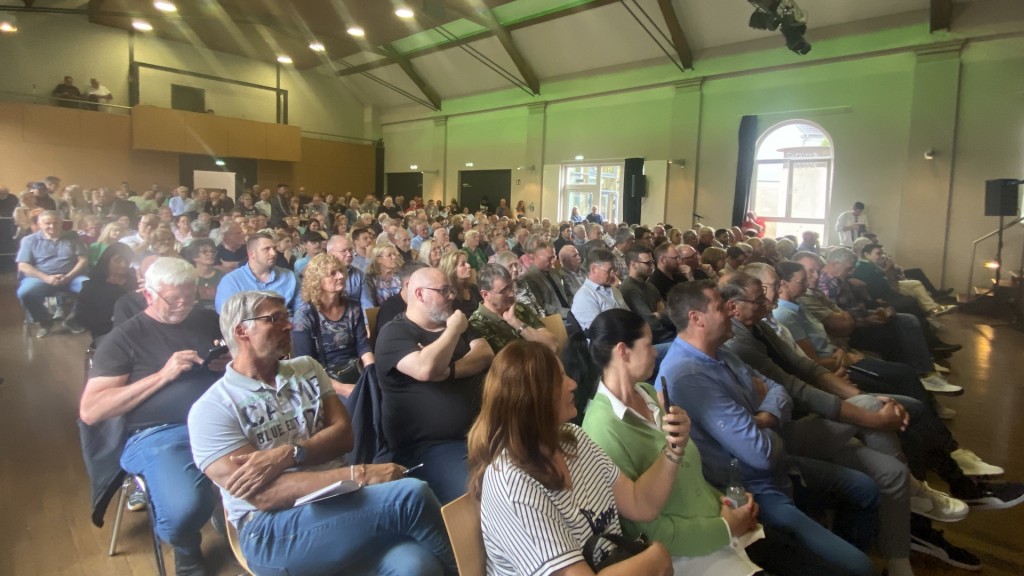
left=386, top=172, right=424, bottom=203
left=459, top=169, right=511, bottom=215
left=179, top=155, right=256, bottom=200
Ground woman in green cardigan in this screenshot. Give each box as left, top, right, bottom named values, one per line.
left=580, top=309, right=766, bottom=576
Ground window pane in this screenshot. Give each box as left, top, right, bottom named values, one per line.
left=790, top=161, right=829, bottom=219
left=753, top=162, right=788, bottom=218
left=567, top=166, right=596, bottom=185
left=568, top=191, right=591, bottom=215
left=772, top=221, right=824, bottom=242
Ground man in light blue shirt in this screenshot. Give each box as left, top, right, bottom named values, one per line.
left=17, top=210, right=89, bottom=337
left=168, top=186, right=197, bottom=217
left=215, top=233, right=298, bottom=313
left=655, top=279, right=876, bottom=576
left=568, top=247, right=625, bottom=330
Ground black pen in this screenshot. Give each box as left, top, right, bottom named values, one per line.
left=848, top=364, right=880, bottom=378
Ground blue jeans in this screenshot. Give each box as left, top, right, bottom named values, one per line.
left=119, top=424, right=216, bottom=553
left=239, top=478, right=457, bottom=576
left=754, top=459, right=877, bottom=576
left=395, top=440, right=468, bottom=505
left=17, top=275, right=86, bottom=325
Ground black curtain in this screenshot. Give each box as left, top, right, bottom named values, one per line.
left=733, top=115, right=758, bottom=227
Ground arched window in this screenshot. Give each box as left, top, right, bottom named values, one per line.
left=750, top=121, right=833, bottom=242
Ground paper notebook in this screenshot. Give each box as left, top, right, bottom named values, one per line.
left=294, top=480, right=361, bottom=506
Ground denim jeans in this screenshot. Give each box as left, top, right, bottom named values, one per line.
left=850, top=357, right=934, bottom=407
left=239, top=478, right=457, bottom=576
left=119, top=424, right=216, bottom=553
left=17, top=275, right=86, bottom=325
left=754, top=458, right=877, bottom=576
left=395, top=440, right=468, bottom=505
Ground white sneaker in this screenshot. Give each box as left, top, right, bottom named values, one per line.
left=921, top=374, right=963, bottom=396
left=931, top=304, right=957, bottom=317
left=951, top=449, right=1004, bottom=477
left=911, top=481, right=969, bottom=522
left=936, top=405, right=956, bottom=420
left=932, top=363, right=950, bottom=375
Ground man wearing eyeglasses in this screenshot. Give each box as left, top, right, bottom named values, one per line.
left=469, top=264, right=558, bottom=353
left=80, top=257, right=227, bottom=576
left=620, top=246, right=675, bottom=344
left=325, top=234, right=364, bottom=305
left=375, top=267, right=494, bottom=505
left=570, top=247, right=628, bottom=331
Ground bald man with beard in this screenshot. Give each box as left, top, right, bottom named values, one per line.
left=375, top=268, right=494, bottom=505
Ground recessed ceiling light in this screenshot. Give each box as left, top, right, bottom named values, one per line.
left=277, top=55, right=293, bottom=64
left=153, top=1, right=177, bottom=13
left=395, top=8, right=414, bottom=19
left=574, top=155, right=585, bottom=160
left=309, top=42, right=325, bottom=52
left=409, top=164, right=418, bottom=170
left=132, top=19, right=153, bottom=31
left=346, top=26, right=365, bottom=37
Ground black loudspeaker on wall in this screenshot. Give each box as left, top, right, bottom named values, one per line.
left=622, top=157, right=646, bottom=225
left=984, top=179, right=1020, bottom=216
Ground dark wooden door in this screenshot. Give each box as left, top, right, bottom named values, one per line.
left=386, top=172, right=424, bottom=201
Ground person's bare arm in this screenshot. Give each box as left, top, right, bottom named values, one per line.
left=612, top=407, right=688, bottom=523
left=395, top=315, right=464, bottom=382
left=17, top=261, right=56, bottom=283
left=80, top=350, right=202, bottom=424
left=62, top=254, right=89, bottom=282
left=454, top=338, right=495, bottom=378
left=814, top=371, right=859, bottom=400
left=221, top=394, right=355, bottom=499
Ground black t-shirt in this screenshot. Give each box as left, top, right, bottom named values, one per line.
left=216, top=244, right=248, bottom=267
left=0, top=194, right=18, bottom=217
left=90, top=308, right=223, bottom=431
left=374, top=294, right=407, bottom=340
left=375, top=314, right=484, bottom=451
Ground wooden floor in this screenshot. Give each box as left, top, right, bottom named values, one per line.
left=0, top=271, right=1022, bottom=575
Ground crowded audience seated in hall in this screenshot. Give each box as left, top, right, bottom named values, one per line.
left=5, top=142, right=1023, bottom=575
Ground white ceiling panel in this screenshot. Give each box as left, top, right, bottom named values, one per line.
left=513, top=2, right=670, bottom=80
left=410, top=37, right=526, bottom=99
left=338, top=63, right=435, bottom=109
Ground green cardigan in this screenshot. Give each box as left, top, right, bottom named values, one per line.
left=582, top=382, right=732, bottom=557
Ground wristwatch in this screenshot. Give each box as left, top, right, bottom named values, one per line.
left=290, top=442, right=307, bottom=465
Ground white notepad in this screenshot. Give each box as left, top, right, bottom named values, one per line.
left=294, top=480, right=361, bottom=506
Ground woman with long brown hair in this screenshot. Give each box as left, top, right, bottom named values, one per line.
left=467, top=340, right=682, bottom=576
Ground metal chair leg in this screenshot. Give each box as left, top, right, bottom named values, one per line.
left=108, top=477, right=130, bottom=556
left=135, top=476, right=167, bottom=576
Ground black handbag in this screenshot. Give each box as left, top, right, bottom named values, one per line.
left=582, top=530, right=650, bottom=572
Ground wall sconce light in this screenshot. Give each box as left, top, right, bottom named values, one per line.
left=409, top=164, right=418, bottom=170
left=422, top=169, right=440, bottom=175
left=924, top=149, right=935, bottom=160
left=669, top=159, right=686, bottom=167
left=516, top=165, right=536, bottom=172
left=465, top=162, right=474, bottom=168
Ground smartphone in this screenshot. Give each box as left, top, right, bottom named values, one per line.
left=660, top=376, right=679, bottom=448
left=201, top=345, right=229, bottom=368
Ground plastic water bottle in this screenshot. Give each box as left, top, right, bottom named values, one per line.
left=725, top=458, right=746, bottom=509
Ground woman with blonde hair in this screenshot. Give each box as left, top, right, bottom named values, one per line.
left=440, top=249, right=480, bottom=316
left=13, top=189, right=41, bottom=239
left=467, top=340, right=682, bottom=576
left=701, top=246, right=728, bottom=277
left=416, top=238, right=442, bottom=268
left=362, top=244, right=403, bottom=309
left=292, top=253, right=373, bottom=399
left=89, top=222, right=125, bottom=266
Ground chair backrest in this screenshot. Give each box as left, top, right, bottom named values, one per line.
left=225, top=509, right=254, bottom=575
left=366, top=306, right=380, bottom=340
left=541, top=314, right=569, bottom=353
left=441, top=494, right=486, bottom=576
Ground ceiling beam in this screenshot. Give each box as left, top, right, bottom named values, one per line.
left=930, top=0, right=953, bottom=32
left=655, top=0, right=694, bottom=70
left=378, top=45, right=442, bottom=111
left=446, top=2, right=540, bottom=94
left=337, top=0, right=619, bottom=78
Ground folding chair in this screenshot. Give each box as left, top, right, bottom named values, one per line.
left=108, top=474, right=167, bottom=576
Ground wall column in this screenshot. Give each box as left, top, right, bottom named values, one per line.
left=667, top=78, right=704, bottom=229
left=523, top=102, right=546, bottom=219
left=895, top=41, right=963, bottom=283
left=427, top=116, right=447, bottom=203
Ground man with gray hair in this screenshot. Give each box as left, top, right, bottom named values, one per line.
left=469, top=263, right=557, bottom=353
left=188, top=291, right=457, bottom=575
left=80, top=257, right=225, bottom=575
left=17, top=210, right=89, bottom=337
left=325, top=234, right=365, bottom=305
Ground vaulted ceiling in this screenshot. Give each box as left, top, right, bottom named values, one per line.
left=9, top=0, right=989, bottom=111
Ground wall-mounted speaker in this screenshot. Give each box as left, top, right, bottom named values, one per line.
left=984, top=179, right=1020, bottom=216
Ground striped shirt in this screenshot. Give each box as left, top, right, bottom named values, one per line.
left=480, top=425, right=622, bottom=576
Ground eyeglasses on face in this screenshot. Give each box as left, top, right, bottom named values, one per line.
left=242, top=311, right=290, bottom=325
left=154, top=290, right=196, bottom=308
left=421, top=286, right=457, bottom=298
left=733, top=296, right=769, bottom=305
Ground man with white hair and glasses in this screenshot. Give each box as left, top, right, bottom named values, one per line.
left=80, top=257, right=225, bottom=576
left=188, top=291, right=457, bottom=575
